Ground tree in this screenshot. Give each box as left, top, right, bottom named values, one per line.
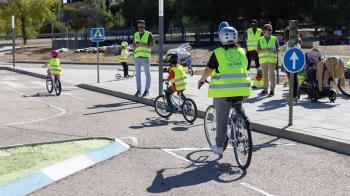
left=0, top=0, right=59, bottom=44
left=63, top=1, right=103, bottom=47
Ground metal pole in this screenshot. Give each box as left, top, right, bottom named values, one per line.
left=158, top=0, right=164, bottom=96
left=97, top=42, right=100, bottom=83
left=51, top=21, right=54, bottom=50
left=12, top=15, right=15, bottom=68
left=288, top=73, right=294, bottom=126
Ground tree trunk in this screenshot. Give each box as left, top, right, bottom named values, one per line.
left=195, top=23, right=200, bottom=45
left=20, top=16, right=27, bottom=45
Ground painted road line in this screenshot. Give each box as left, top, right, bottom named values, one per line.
left=0, top=81, right=24, bottom=88
left=118, top=137, right=139, bottom=147
left=1, top=88, right=66, bottom=126
left=62, top=92, right=85, bottom=100
left=0, top=139, right=129, bottom=196
left=240, top=182, right=275, bottom=196
left=161, top=149, right=195, bottom=164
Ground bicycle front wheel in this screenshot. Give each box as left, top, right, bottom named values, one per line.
left=46, top=79, right=53, bottom=93
left=154, top=95, right=173, bottom=118
left=182, top=98, right=197, bottom=123
left=54, top=79, right=62, bottom=96
left=230, top=113, right=252, bottom=170
left=204, top=105, right=216, bottom=147
left=188, top=66, right=194, bottom=76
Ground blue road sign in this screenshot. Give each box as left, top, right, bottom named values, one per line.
left=90, top=28, right=105, bottom=42
left=283, top=48, right=305, bottom=73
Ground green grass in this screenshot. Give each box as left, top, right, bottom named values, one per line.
left=0, top=139, right=112, bottom=185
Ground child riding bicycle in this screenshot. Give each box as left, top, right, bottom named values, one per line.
left=163, top=52, right=187, bottom=111
left=42, top=50, right=61, bottom=80
left=198, top=22, right=252, bottom=155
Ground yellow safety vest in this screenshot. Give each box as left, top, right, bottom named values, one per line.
left=170, top=65, right=187, bottom=91
left=134, top=31, right=151, bottom=58
left=252, top=78, right=264, bottom=89
left=117, top=48, right=128, bottom=63
left=49, top=58, right=61, bottom=74
left=346, top=60, right=350, bottom=68
left=258, top=36, right=278, bottom=64
left=246, top=28, right=262, bottom=51
left=208, top=47, right=252, bottom=98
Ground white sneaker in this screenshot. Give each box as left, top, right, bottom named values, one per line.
left=211, top=145, right=223, bottom=155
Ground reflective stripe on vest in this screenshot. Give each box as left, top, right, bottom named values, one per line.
left=117, top=48, right=128, bottom=62
left=246, top=28, right=262, bottom=51
left=258, top=36, right=278, bottom=64
left=208, top=47, right=252, bottom=98
left=134, top=31, right=151, bottom=58
left=49, top=58, right=61, bottom=74
left=170, top=65, right=187, bottom=91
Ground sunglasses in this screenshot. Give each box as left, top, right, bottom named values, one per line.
left=265, top=29, right=273, bottom=32
left=138, top=26, right=145, bottom=29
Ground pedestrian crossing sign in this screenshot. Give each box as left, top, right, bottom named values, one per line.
left=90, top=28, right=105, bottom=42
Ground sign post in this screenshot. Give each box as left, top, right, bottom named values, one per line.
left=158, top=0, right=164, bottom=96
left=283, top=47, right=305, bottom=126
left=90, top=28, right=105, bottom=83
left=12, top=15, right=15, bottom=68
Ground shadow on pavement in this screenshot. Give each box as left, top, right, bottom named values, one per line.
left=147, top=150, right=246, bottom=193
left=129, top=117, right=202, bottom=131
left=84, top=101, right=146, bottom=115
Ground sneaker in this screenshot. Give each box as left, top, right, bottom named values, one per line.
left=165, top=104, right=174, bottom=112
left=268, top=91, right=275, bottom=97
left=142, top=91, right=149, bottom=97
left=135, top=91, right=141, bottom=97
left=211, top=145, right=223, bottom=155
left=259, top=90, right=268, bottom=96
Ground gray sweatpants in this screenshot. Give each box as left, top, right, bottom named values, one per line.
left=213, top=97, right=244, bottom=147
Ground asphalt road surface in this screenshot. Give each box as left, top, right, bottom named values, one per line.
left=0, top=70, right=349, bottom=196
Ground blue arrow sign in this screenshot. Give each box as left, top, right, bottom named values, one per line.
left=90, top=28, right=105, bottom=42
left=283, top=48, right=305, bottom=73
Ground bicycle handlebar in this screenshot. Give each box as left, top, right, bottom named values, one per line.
left=198, top=80, right=209, bottom=89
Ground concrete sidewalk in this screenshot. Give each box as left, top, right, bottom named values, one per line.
left=1, top=63, right=350, bottom=155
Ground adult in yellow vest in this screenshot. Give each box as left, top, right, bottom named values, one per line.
left=245, top=20, right=263, bottom=71
left=198, top=23, right=252, bottom=155
left=133, top=20, right=155, bottom=97
left=257, top=24, right=279, bottom=96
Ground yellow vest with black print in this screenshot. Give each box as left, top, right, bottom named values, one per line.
left=134, top=31, right=151, bottom=58
left=208, top=47, right=252, bottom=98
left=246, top=28, right=262, bottom=51
left=117, top=48, right=128, bottom=63
left=258, top=36, right=278, bottom=64
left=49, top=58, right=61, bottom=74
left=170, top=65, right=187, bottom=91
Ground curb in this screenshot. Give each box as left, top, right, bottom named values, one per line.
left=0, top=137, right=129, bottom=196
left=1, top=66, right=349, bottom=156
left=9, top=61, right=207, bottom=68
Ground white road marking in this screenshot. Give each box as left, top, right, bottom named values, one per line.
left=118, top=137, right=139, bottom=147
left=240, top=182, right=275, bottom=196
left=161, top=149, right=195, bottom=164
left=2, top=76, right=19, bottom=81
left=0, top=81, right=24, bottom=88
left=1, top=88, right=66, bottom=126
left=62, top=92, right=84, bottom=100
left=29, top=80, right=46, bottom=87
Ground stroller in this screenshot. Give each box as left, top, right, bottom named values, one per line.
left=298, top=49, right=337, bottom=102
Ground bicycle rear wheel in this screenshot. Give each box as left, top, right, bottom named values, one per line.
left=230, top=113, right=252, bottom=170
left=182, top=98, right=197, bottom=123
left=46, top=79, right=53, bottom=93
left=204, top=105, right=216, bottom=147
left=154, top=95, right=173, bottom=118
left=54, top=79, right=62, bottom=96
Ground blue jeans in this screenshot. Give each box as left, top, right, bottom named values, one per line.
left=134, top=57, right=151, bottom=92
